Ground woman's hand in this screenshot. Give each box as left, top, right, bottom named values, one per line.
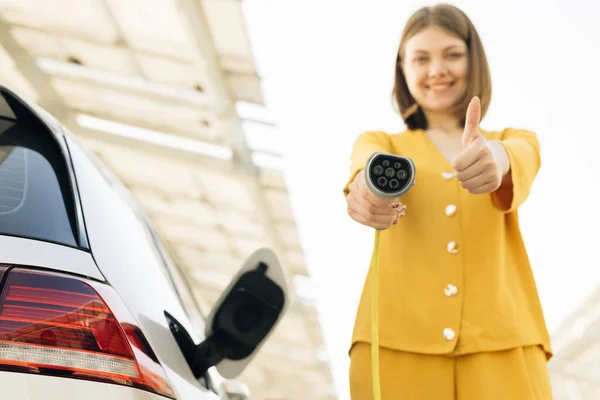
left=346, top=169, right=406, bottom=229
left=452, top=97, right=510, bottom=194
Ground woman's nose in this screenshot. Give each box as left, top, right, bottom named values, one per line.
left=428, top=58, right=448, bottom=77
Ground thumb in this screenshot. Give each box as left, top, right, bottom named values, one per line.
left=462, top=96, right=481, bottom=148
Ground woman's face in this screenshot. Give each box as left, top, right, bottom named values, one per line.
left=401, top=26, right=469, bottom=115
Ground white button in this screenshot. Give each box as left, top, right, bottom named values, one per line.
left=444, top=284, right=458, bottom=297
left=445, top=204, right=457, bottom=216
left=447, top=241, right=459, bottom=254
left=443, top=328, right=456, bottom=341
left=442, top=171, right=455, bottom=180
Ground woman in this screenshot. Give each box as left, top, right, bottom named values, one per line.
left=343, top=4, right=553, bottom=399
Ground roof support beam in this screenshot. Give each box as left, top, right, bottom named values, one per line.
left=73, top=119, right=239, bottom=175
left=175, top=0, right=300, bottom=305
left=98, top=0, right=147, bottom=78
left=37, top=57, right=210, bottom=107
left=176, top=0, right=256, bottom=169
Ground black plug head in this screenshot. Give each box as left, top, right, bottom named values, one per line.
left=365, top=152, right=416, bottom=199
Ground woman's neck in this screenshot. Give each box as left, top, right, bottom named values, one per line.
left=423, top=110, right=462, bottom=135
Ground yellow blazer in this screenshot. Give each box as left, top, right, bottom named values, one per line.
left=343, top=128, right=552, bottom=360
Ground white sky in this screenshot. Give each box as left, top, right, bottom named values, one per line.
left=241, top=1, right=600, bottom=399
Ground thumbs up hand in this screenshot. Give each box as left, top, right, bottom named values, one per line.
left=451, top=97, right=510, bottom=194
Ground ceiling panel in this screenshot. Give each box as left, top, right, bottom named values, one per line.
left=259, top=168, right=288, bottom=190
left=188, top=266, right=234, bottom=290
left=194, top=168, right=255, bottom=212
left=263, top=189, right=297, bottom=223
left=285, top=249, right=308, bottom=275
left=0, top=44, right=39, bottom=103
left=234, top=365, right=269, bottom=393
left=83, top=139, right=205, bottom=198
left=270, top=312, right=312, bottom=346
left=275, top=223, right=303, bottom=250
left=10, top=27, right=69, bottom=60
left=227, top=72, right=265, bottom=105
left=10, top=29, right=139, bottom=78
left=174, top=246, right=242, bottom=271
left=155, top=219, right=230, bottom=252
left=202, top=0, right=252, bottom=59
left=0, top=0, right=118, bottom=43
left=39, top=57, right=209, bottom=106
left=133, top=189, right=220, bottom=229
left=260, top=338, right=322, bottom=367
left=136, top=53, right=207, bottom=89
left=220, top=53, right=257, bottom=75
left=201, top=0, right=264, bottom=105
left=104, top=0, right=196, bottom=60
left=50, top=78, right=218, bottom=141
left=216, top=207, right=266, bottom=238
left=61, top=37, right=139, bottom=77
left=230, top=236, right=271, bottom=260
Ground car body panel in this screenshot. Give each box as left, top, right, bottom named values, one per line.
left=64, top=133, right=218, bottom=399
left=0, top=235, right=103, bottom=281
left=0, top=371, right=168, bottom=400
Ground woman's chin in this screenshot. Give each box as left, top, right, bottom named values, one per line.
left=421, top=102, right=456, bottom=115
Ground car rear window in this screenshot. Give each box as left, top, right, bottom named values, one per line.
left=0, top=118, right=78, bottom=247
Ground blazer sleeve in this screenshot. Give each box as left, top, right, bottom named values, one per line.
left=490, top=128, right=541, bottom=213
left=343, top=130, right=393, bottom=196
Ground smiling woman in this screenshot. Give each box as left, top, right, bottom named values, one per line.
left=394, top=8, right=491, bottom=133
left=343, top=3, right=552, bottom=400
left=402, top=29, right=471, bottom=122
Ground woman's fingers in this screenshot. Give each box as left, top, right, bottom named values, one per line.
left=347, top=194, right=406, bottom=229
left=347, top=169, right=407, bottom=229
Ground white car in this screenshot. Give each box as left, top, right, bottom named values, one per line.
left=0, top=86, right=289, bottom=399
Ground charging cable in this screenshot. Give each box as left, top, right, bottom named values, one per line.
left=363, top=152, right=416, bottom=400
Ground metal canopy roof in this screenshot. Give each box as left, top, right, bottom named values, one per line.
left=0, top=1, right=336, bottom=399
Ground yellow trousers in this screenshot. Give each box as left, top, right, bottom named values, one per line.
left=349, top=342, right=552, bottom=400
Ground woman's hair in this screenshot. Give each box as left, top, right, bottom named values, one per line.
left=393, top=4, right=491, bottom=130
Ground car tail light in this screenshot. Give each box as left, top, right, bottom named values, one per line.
left=0, top=265, right=7, bottom=283
left=0, top=267, right=175, bottom=398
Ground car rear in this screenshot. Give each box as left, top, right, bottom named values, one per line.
left=0, top=87, right=182, bottom=399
